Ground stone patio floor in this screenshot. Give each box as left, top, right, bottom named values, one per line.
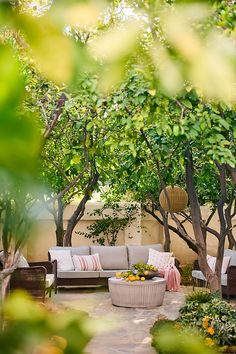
left=52, top=286, right=189, bottom=354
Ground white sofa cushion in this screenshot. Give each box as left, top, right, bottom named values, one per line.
left=49, top=250, right=74, bottom=271
left=90, top=245, right=128, bottom=270
left=127, top=244, right=164, bottom=268
left=147, top=248, right=172, bottom=269
left=58, top=271, right=100, bottom=278
left=72, top=254, right=102, bottom=271
left=192, top=270, right=228, bottom=286
left=46, top=274, right=55, bottom=288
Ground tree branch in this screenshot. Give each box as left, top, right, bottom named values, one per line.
left=43, top=93, right=67, bottom=140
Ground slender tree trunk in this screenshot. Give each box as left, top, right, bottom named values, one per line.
left=160, top=208, right=171, bottom=252
left=225, top=197, right=236, bottom=250
left=185, top=147, right=220, bottom=293
left=55, top=197, right=65, bottom=246
left=63, top=171, right=99, bottom=246
left=214, top=163, right=228, bottom=295
left=63, top=194, right=90, bottom=246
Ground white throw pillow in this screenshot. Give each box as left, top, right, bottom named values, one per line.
left=207, top=254, right=231, bottom=274
left=207, top=255, right=216, bottom=271
left=49, top=250, right=74, bottom=271
left=147, top=248, right=173, bottom=269
left=0, top=251, right=5, bottom=265
left=16, top=254, right=29, bottom=268
left=72, top=254, right=103, bottom=271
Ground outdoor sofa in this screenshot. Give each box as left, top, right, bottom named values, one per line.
left=192, top=249, right=236, bottom=299
left=48, top=244, right=168, bottom=287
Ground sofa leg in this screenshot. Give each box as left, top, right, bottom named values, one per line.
left=192, top=277, right=195, bottom=291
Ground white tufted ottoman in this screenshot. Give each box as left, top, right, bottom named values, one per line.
left=108, top=277, right=166, bottom=308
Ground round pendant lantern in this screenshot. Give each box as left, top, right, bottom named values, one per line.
left=159, top=186, right=188, bottom=212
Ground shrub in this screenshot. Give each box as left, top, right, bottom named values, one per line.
left=185, top=290, right=213, bottom=303
left=151, top=319, right=216, bottom=354
left=177, top=293, right=236, bottom=347
left=151, top=292, right=236, bottom=353
left=179, top=264, right=193, bottom=286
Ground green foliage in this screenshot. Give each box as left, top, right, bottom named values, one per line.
left=179, top=264, right=193, bottom=286
left=151, top=319, right=216, bottom=354
left=177, top=294, right=236, bottom=346
left=77, top=203, right=138, bottom=246
left=0, top=291, right=93, bottom=354
left=185, top=290, right=213, bottom=303
left=116, top=263, right=157, bottom=281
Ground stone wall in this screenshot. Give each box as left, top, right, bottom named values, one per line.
left=15, top=202, right=235, bottom=265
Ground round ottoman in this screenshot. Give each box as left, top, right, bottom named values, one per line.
left=108, top=277, right=166, bottom=308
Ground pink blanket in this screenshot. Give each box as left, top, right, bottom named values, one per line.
left=159, top=265, right=181, bottom=292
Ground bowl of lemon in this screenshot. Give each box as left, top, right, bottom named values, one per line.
left=116, top=263, right=158, bottom=282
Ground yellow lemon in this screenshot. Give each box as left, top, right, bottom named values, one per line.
left=136, top=275, right=140, bottom=280
left=141, top=277, right=145, bottom=281
left=116, top=272, right=121, bottom=278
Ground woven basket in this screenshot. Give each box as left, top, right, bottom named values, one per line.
left=159, top=186, right=188, bottom=212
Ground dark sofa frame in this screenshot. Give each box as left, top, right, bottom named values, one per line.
left=192, top=259, right=236, bottom=300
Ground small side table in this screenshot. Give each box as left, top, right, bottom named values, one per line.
left=108, top=277, right=166, bottom=308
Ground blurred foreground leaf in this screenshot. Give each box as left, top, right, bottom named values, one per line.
left=1, top=291, right=93, bottom=354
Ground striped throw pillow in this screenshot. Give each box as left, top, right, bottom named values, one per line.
left=72, top=253, right=103, bottom=271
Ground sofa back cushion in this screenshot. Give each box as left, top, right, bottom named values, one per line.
left=90, top=245, right=128, bottom=270
left=207, top=254, right=231, bottom=274
left=127, top=244, right=164, bottom=268
left=224, top=249, right=236, bottom=266
left=49, top=246, right=90, bottom=256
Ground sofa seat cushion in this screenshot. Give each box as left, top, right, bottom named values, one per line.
left=46, top=274, right=55, bottom=288
left=192, top=270, right=206, bottom=281
left=58, top=271, right=100, bottom=278
left=99, top=270, right=129, bottom=278
left=192, top=270, right=228, bottom=286
left=49, top=246, right=90, bottom=256
left=90, top=246, right=128, bottom=270
left=127, top=244, right=164, bottom=268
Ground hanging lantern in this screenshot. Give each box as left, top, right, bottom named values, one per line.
left=159, top=186, right=188, bottom=212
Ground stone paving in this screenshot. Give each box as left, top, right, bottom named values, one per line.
left=52, top=286, right=187, bottom=354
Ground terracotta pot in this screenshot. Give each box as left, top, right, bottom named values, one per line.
left=159, top=186, right=188, bottom=212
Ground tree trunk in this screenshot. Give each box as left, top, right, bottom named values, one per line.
left=160, top=208, right=171, bottom=252
left=55, top=197, right=65, bottom=246
left=63, top=171, right=99, bottom=246
left=185, top=147, right=221, bottom=294
left=198, top=251, right=220, bottom=293
left=225, top=197, right=236, bottom=250
left=63, top=194, right=89, bottom=246
left=214, top=163, right=228, bottom=296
